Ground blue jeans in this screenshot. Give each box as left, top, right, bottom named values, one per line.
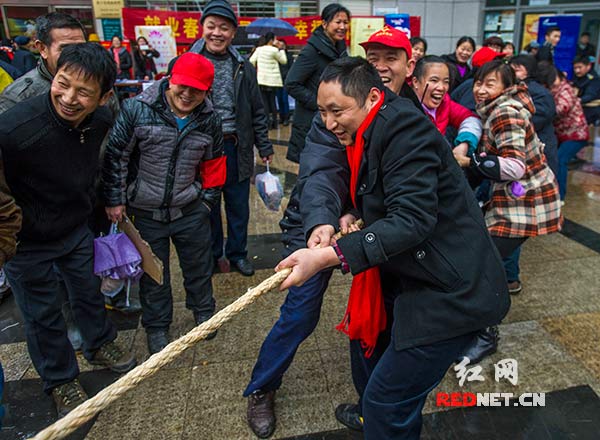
left=244, top=269, right=332, bottom=396
left=557, top=140, right=587, bottom=200
left=503, top=246, right=521, bottom=283
left=210, top=138, right=250, bottom=261
left=276, top=87, right=290, bottom=119
left=362, top=332, right=475, bottom=439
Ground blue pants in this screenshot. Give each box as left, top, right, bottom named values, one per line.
left=210, top=139, right=250, bottom=262
left=244, top=270, right=332, bottom=396
left=503, top=245, right=521, bottom=283
left=363, top=332, right=474, bottom=439
left=4, top=225, right=116, bottom=392
left=276, top=87, right=290, bottom=120
left=557, top=140, right=587, bottom=200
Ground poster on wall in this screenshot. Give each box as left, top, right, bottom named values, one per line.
left=537, top=14, right=582, bottom=79
left=521, top=13, right=542, bottom=51
left=350, top=17, right=384, bottom=57
left=135, top=26, right=178, bottom=76
left=384, top=14, right=411, bottom=38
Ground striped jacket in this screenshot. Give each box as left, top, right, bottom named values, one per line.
left=477, top=84, right=562, bottom=238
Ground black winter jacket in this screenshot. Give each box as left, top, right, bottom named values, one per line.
left=333, top=91, right=509, bottom=350
left=281, top=84, right=422, bottom=256
left=102, top=79, right=223, bottom=223
left=110, top=47, right=133, bottom=79
left=284, top=27, right=347, bottom=163
left=190, top=40, right=274, bottom=181
left=0, top=93, right=112, bottom=242
left=442, top=52, right=472, bottom=91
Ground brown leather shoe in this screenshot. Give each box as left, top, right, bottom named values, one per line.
left=247, top=390, right=276, bottom=438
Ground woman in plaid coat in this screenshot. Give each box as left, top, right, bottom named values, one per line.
left=455, top=59, right=562, bottom=363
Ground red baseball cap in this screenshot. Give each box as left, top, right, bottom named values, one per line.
left=471, top=46, right=507, bottom=69
left=170, top=52, right=215, bottom=91
left=359, top=26, right=412, bottom=59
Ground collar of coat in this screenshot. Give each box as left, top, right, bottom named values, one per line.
left=476, top=83, right=535, bottom=119
left=189, top=39, right=245, bottom=64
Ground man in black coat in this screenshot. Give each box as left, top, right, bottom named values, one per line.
left=0, top=43, right=136, bottom=418
left=277, top=57, right=509, bottom=439
left=190, top=0, right=273, bottom=276
left=573, top=54, right=600, bottom=124
left=244, top=28, right=421, bottom=438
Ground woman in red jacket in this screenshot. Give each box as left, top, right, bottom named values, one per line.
left=537, top=61, right=589, bottom=204
left=412, top=55, right=482, bottom=158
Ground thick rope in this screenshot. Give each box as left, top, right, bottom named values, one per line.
left=30, top=220, right=363, bottom=440
left=30, top=268, right=291, bottom=440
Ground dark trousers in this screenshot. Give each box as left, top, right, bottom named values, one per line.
left=492, top=236, right=527, bottom=259
left=362, top=332, right=475, bottom=439
left=210, top=139, right=250, bottom=262
left=260, top=86, right=278, bottom=125
left=244, top=270, right=332, bottom=396
left=276, top=87, right=289, bottom=120
left=135, top=204, right=215, bottom=332
left=503, top=245, right=522, bottom=283
left=4, top=225, right=116, bottom=392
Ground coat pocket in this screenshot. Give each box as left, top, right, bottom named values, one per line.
left=412, top=241, right=463, bottom=292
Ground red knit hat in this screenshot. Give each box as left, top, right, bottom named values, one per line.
left=170, top=52, right=214, bottom=91
left=471, top=46, right=507, bottom=69
left=359, top=26, right=412, bottom=59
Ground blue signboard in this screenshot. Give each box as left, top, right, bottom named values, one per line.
left=537, top=14, right=582, bottom=80
left=384, top=14, right=411, bottom=38
left=102, top=19, right=122, bottom=41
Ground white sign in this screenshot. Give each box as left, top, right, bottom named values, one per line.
left=134, top=25, right=177, bottom=75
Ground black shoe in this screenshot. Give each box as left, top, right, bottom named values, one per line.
left=89, top=340, right=137, bottom=373
left=335, top=403, right=363, bottom=432
left=270, top=119, right=278, bottom=130
left=247, top=390, right=276, bottom=438
left=458, top=326, right=499, bottom=365
left=194, top=312, right=217, bottom=340
left=52, top=379, right=88, bottom=418
left=104, top=289, right=142, bottom=314
left=281, top=116, right=289, bottom=126
left=233, top=258, right=255, bottom=276
left=147, top=329, right=170, bottom=354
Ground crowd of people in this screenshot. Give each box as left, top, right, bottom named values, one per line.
left=0, top=0, right=598, bottom=438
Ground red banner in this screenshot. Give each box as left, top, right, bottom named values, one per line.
left=122, top=9, right=416, bottom=46
left=122, top=8, right=202, bottom=44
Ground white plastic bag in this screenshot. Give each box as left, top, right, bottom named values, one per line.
left=255, top=162, right=283, bottom=211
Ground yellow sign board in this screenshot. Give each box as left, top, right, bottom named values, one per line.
left=93, top=0, right=124, bottom=19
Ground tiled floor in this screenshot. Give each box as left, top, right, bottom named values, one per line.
left=2, top=126, right=600, bottom=439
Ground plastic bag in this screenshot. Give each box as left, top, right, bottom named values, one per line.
left=255, top=162, right=283, bottom=211
left=94, top=223, right=144, bottom=306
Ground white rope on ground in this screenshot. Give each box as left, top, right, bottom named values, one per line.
left=30, top=268, right=291, bottom=440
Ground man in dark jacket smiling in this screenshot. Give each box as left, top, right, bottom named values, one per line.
left=103, top=52, right=225, bottom=354
left=0, top=43, right=136, bottom=418
left=190, top=0, right=273, bottom=276
left=277, top=57, right=509, bottom=439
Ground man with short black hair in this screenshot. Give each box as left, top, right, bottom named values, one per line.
left=0, top=43, right=136, bottom=417
left=277, top=56, right=509, bottom=439
left=537, top=26, right=561, bottom=64
left=572, top=54, right=600, bottom=124
left=0, top=12, right=87, bottom=113
left=190, top=0, right=273, bottom=277
left=576, top=32, right=596, bottom=60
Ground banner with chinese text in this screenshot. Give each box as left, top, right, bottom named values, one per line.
left=123, top=8, right=202, bottom=44
left=135, top=26, right=177, bottom=75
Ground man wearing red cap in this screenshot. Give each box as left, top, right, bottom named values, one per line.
left=103, top=52, right=226, bottom=354
left=244, top=25, right=424, bottom=438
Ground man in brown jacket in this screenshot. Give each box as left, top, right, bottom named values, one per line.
left=0, top=154, right=21, bottom=268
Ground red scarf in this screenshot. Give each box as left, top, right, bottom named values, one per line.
left=336, top=91, right=387, bottom=358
